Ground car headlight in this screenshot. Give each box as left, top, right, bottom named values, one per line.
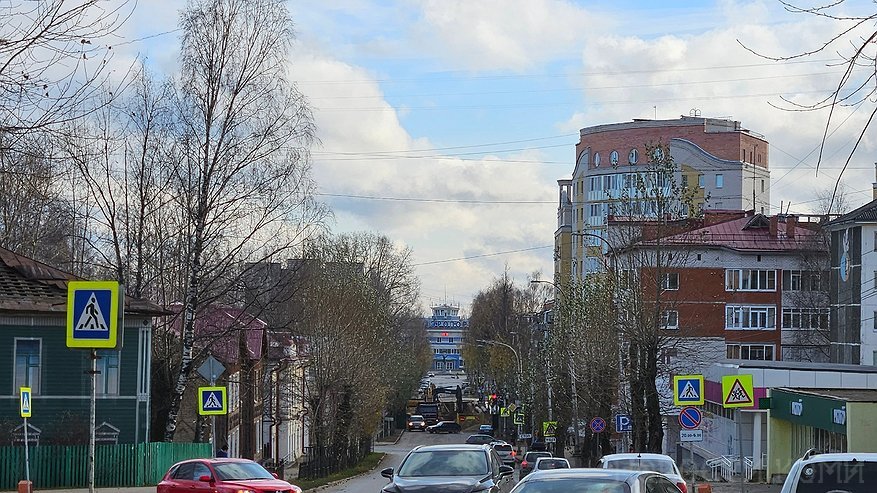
left=235, top=490, right=256, bottom=493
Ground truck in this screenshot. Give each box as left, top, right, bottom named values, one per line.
left=416, top=402, right=440, bottom=425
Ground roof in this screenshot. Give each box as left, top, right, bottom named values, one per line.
left=601, top=453, right=675, bottom=461
left=776, top=388, right=877, bottom=403
left=412, top=444, right=490, bottom=452
left=523, top=469, right=642, bottom=482
left=0, top=246, right=166, bottom=315
left=636, top=213, right=824, bottom=253
left=166, top=303, right=272, bottom=364
left=825, top=198, right=877, bottom=228
left=717, top=359, right=877, bottom=374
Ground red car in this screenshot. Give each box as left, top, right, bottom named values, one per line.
left=157, top=458, right=302, bottom=493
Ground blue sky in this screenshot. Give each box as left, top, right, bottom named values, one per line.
left=118, top=0, right=877, bottom=312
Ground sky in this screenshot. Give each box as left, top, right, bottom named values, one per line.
left=112, top=0, right=877, bottom=314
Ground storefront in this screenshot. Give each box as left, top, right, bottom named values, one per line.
left=765, top=388, right=877, bottom=482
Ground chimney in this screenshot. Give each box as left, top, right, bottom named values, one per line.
left=786, top=216, right=797, bottom=239
left=769, top=215, right=778, bottom=237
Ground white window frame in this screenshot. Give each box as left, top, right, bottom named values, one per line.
left=14, top=338, right=42, bottom=394
left=725, top=269, right=776, bottom=291
left=726, top=305, right=777, bottom=330
left=96, top=349, right=121, bottom=395
left=661, top=272, right=679, bottom=290
left=715, top=174, right=724, bottom=189
left=660, top=310, right=679, bottom=330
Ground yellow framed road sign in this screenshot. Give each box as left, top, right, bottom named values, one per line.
left=543, top=421, right=558, bottom=437
left=66, top=281, right=119, bottom=349
left=722, top=374, right=755, bottom=408
left=673, top=374, right=704, bottom=406
left=20, top=387, right=32, bottom=418
left=198, top=386, right=228, bottom=416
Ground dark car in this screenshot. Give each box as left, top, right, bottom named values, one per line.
left=158, top=458, right=302, bottom=493
left=490, top=441, right=516, bottom=467
left=427, top=420, right=462, bottom=434
left=381, top=444, right=514, bottom=493
left=510, top=468, right=683, bottom=493
left=465, top=434, right=495, bottom=445
left=407, top=414, right=427, bottom=431
left=533, top=457, right=569, bottom=471
left=519, top=451, right=552, bottom=478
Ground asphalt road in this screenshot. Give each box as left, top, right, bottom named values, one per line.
left=317, top=427, right=490, bottom=493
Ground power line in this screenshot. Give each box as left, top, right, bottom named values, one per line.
left=413, top=246, right=553, bottom=266
left=315, top=193, right=553, bottom=204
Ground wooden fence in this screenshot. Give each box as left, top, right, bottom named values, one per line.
left=0, top=442, right=211, bottom=489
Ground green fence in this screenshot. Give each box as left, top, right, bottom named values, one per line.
left=0, top=442, right=211, bottom=490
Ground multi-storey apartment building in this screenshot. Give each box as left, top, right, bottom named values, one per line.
left=557, top=116, right=771, bottom=277
left=426, top=303, right=467, bottom=371
left=612, top=210, right=830, bottom=371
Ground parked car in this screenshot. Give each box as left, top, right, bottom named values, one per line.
left=511, top=468, right=683, bottom=493
left=490, top=441, right=516, bottom=466
left=533, top=457, right=570, bottom=471
left=599, top=453, right=687, bottom=493
left=479, top=424, right=494, bottom=434
left=780, top=449, right=877, bottom=493
left=427, top=420, right=462, bottom=433
left=407, top=414, right=427, bottom=431
left=381, top=444, right=514, bottom=493
left=520, top=451, right=552, bottom=478
left=158, top=458, right=302, bottom=493
left=466, top=434, right=495, bottom=445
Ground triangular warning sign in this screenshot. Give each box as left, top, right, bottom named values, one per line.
left=75, top=293, right=109, bottom=331
left=724, top=378, right=753, bottom=405
left=680, top=381, right=699, bottom=399
left=204, top=392, right=223, bottom=410
left=545, top=424, right=556, bottom=435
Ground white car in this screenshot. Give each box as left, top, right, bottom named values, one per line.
left=533, top=457, right=570, bottom=471
left=780, top=449, right=877, bottom=493
left=598, top=453, right=687, bottom=493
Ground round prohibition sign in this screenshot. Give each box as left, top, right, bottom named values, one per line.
left=589, top=417, right=607, bottom=433
left=678, top=406, right=702, bottom=430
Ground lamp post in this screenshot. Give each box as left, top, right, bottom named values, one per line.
left=476, top=338, right=521, bottom=440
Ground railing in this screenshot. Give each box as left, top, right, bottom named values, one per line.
left=706, top=455, right=740, bottom=481
left=744, top=456, right=753, bottom=480
left=0, top=442, right=211, bottom=490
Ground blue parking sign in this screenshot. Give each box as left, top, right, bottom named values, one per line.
left=615, top=414, right=632, bottom=432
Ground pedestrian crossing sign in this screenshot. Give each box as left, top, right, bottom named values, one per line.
left=673, top=375, right=704, bottom=406
left=20, top=387, right=31, bottom=418
left=66, top=281, right=119, bottom=349
left=722, top=374, right=754, bottom=408
left=198, top=386, right=228, bottom=415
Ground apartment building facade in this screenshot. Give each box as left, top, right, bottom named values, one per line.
left=557, top=116, right=771, bottom=277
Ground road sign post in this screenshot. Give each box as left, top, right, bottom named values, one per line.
left=67, top=281, right=121, bottom=493
left=20, top=387, right=31, bottom=493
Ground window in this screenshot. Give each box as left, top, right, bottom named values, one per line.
left=661, top=272, right=679, bottom=290
left=725, top=269, right=776, bottom=291
left=782, top=308, right=829, bottom=330
left=661, top=310, right=679, bottom=330
left=783, top=270, right=824, bottom=291
left=761, top=179, right=765, bottom=192
left=96, top=350, right=120, bottom=395
left=727, top=344, right=775, bottom=361
left=698, top=174, right=705, bottom=188
left=726, top=305, right=776, bottom=330
left=14, top=339, right=41, bottom=393
left=681, top=174, right=689, bottom=188
left=716, top=174, right=724, bottom=188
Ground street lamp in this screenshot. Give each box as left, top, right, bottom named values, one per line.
left=476, top=338, right=522, bottom=442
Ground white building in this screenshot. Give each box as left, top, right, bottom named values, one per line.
left=426, top=304, right=467, bottom=372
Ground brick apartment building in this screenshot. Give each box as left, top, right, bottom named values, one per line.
left=611, top=210, right=830, bottom=373
left=556, top=116, right=771, bottom=277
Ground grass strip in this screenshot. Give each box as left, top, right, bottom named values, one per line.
left=295, top=452, right=385, bottom=491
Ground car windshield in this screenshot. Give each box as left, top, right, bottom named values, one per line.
left=212, top=462, right=274, bottom=480
left=398, top=450, right=488, bottom=477
left=537, top=459, right=569, bottom=469
left=525, top=452, right=552, bottom=462
left=604, top=458, right=674, bottom=474
left=410, top=415, right=424, bottom=421
left=514, top=478, right=629, bottom=493
left=794, top=461, right=877, bottom=493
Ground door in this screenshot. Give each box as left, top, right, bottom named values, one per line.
left=645, top=474, right=682, bottom=493
left=169, top=463, right=195, bottom=493
left=191, top=462, right=214, bottom=493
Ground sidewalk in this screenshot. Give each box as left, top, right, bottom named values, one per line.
left=706, top=482, right=781, bottom=493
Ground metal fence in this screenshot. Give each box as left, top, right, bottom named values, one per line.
left=0, top=442, right=211, bottom=489
left=297, top=438, right=373, bottom=480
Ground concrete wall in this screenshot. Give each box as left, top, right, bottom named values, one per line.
left=847, top=402, right=877, bottom=452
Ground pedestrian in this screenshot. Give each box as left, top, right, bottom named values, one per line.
left=217, top=443, right=229, bottom=458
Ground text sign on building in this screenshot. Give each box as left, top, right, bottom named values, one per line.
left=198, top=386, right=228, bottom=416
left=680, top=429, right=704, bottom=442
left=66, top=281, right=120, bottom=349
left=19, top=387, right=32, bottom=418
left=673, top=375, right=704, bottom=406
left=722, top=374, right=755, bottom=408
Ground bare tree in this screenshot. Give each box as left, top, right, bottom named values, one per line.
left=163, top=0, right=328, bottom=442
left=0, top=0, right=133, bottom=148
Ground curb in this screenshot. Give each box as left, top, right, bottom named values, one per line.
left=375, top=429, right=406, bottom=446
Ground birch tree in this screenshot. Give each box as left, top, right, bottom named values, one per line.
left=163, top=0, right=327, bottom=441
